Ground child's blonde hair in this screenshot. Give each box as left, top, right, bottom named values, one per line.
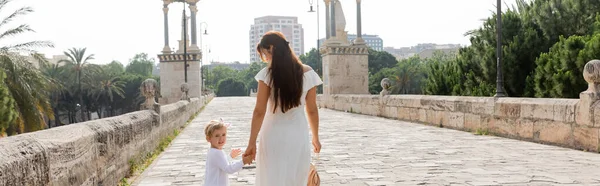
left=204, top=120, right=226, bottom=137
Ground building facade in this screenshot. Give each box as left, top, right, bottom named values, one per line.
left=319, top=34, right=383, bottom=51
left=249, top=16, right=304, bottom=62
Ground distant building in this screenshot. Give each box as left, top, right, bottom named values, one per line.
left=204, top=61, right=250, bottom=71
left=249, top=16, right=305, bottom=62
left=21, top=54, right=68, bottom=69
left=319, top=34, right=384, bottom=51
left=384, top=44, right=461, bottom=60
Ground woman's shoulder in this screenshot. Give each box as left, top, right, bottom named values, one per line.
left=302, top=65, right=313, bottom=73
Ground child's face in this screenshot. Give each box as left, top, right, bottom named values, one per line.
left=207, top=127, right=227, bottom=149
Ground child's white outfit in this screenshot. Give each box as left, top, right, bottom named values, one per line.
left=204, top=148, right=244, bottom=186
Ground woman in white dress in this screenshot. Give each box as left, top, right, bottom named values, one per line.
left=243, top=31, right=322, bottom=186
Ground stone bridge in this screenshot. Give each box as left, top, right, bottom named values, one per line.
left=3, top=90, right=600, bottom=185
left=133, top=97, right=600, bottom=186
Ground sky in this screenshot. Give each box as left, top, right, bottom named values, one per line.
left=8, top=0, right=517, bottom=65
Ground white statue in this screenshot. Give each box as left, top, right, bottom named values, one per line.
left=334, top=0, right=349, bottom=44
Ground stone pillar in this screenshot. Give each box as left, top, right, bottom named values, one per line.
left=320, top=45, right=369, bottom=95
left=330, top=0, right=336, bottom=38
left=354, top=0, right=366, bottom=45
left=188, top=2, right=200, bottom=52
left=162, top=1, right=172, bottom=54
left=324, top=0, right=331, bottom=40
left=577, top=60, right=600, bottom=127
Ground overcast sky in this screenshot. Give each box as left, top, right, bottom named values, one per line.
left=7, top=0, right=517, bottom=65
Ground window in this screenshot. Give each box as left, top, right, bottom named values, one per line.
left=276, top=25, right=280, bottom=28
left=294, top=39, right=299, bottom=43
left=294, top=25, right=299, bottom=28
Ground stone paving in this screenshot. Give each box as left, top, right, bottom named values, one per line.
left=134, top=97, right=600, bottom=186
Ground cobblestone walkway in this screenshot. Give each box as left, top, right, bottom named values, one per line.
left=134, top=97, right=600, bottom=186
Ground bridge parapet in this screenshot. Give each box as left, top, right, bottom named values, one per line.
left=0, top=94, right=214, bottom=186
left=317, top=60, right=600, bottom=153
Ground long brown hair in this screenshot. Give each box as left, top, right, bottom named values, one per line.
left=257, top=31, right=304, bottom=113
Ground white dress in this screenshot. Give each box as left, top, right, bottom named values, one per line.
left=254, top=67, right=323, bottom=186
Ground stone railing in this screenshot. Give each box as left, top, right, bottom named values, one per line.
left=317, top=60, right=600, bottom=152
left=0, top=79, right=215, bottom=186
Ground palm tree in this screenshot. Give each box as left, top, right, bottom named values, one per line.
left=0, top=71, right=17, bottom=136
left=40, top=61, right=67, bottom=127
left=0, top=0, right=54, bottom=135
left=83, top=67, right=125, bottom=118
left=60, top=48, right=95, bottom=121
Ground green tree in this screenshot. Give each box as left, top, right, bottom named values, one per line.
left=84, top=67, right=125, bottom=118
left=0, top=0, right=54, bottom=135
left=299, top=48, right=323, bottom=76
left=216, top=77, right=247, bottom=97
left=1, top=54, right=54, bottom=134
left=40, top=61, right=66, bottom=127
left=61, top=47, right=95, bottom=121
left=126, top=53, right=155, bottom=77
left=533, top=33, right=600, bottom=98
left=208, top=65, right=238, bottom=89
left=104, top=60, right=125, bottom=75
left=368, top=49, right=397, bottom=74
left=237, top=62, right=267, bottom=92
left=0, top=71, right=17, bottom=136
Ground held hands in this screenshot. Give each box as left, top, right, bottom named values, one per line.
left=242, top=143, right=256, bottom=165
left=230, top=148, right=242, bottom=159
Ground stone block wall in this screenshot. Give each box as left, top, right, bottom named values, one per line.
left=0, top=94, right=214, bottom=186
left=317, top=94, right=599, bottom=152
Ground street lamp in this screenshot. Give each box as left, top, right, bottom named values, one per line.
left=199, top=22, right=208, bottom=93
left=494, top=0, right=506, bottom=97
left=308, top=0, right=320, bottom=49
left=182, top=2, right=189, bottom=83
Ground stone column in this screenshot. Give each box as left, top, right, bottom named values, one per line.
left=354, top=0, right=366, bottom=45
left=324, top=0, right=331, bottom=40
left=188, top=2, right=200, bottom=52
left=330, top=0, right=336, bottom=37
left=162, top=1, right=172, bottom=54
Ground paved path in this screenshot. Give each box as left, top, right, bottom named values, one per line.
left=134, top=97, right=600, bottom=186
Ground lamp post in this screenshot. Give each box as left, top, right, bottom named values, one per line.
left=182, top=2, right=189, bottom=83
left=494, top=0, right=506, bottom=97
left=199, top=22, right=208, bottom=92
left=308, top=0, right=320, bottom=49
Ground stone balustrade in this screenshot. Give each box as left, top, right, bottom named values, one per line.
left=317, top=60, right=600, bottom=153
left=0, top=91, right=214, bottom=185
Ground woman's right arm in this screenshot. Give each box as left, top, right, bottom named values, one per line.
left=305, top=87, right=321, bottom=153
left=245, top=80, right=271, bottom=158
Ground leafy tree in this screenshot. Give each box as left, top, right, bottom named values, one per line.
left=533, top=33, right=600, bottom=98
left=208, top=65, right=238, bottom=89
left=0, top=0, right=54, bottom=135
left=61, top=47, right=95, bottom=121
left=216, top=77, right=247, bottom=97
left=368, top=49, right=397, bottom=74
left=237, top=62, right=267, bottom=92
left=126, top=53, right=155, bottom=77
left=0, top=71, right=17, bottom=136
left=84, top=68, right=125, bottom=118
left=104, top=60, right=125, bottom=75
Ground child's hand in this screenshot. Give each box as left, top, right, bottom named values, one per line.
left=230, top=148, right=242, bottom=159
left=242, top=153, right=253, bottom=165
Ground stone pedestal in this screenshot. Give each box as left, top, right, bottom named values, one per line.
left=320, top=45, right=369, bottom=95
left=157, top=53, right=202, bottom=104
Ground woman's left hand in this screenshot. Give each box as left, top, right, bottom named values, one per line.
left=312, top=138, right=321, bottom=153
